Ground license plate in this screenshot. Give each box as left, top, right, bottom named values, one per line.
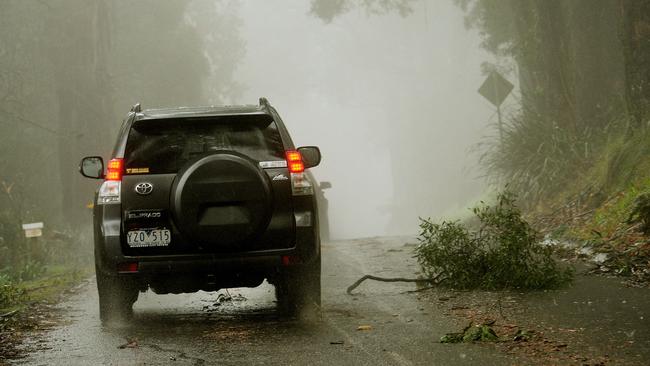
left=127, top=229, right=171, bottom=247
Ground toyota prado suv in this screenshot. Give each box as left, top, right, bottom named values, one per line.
left=79, top=98, right=322, bottom=323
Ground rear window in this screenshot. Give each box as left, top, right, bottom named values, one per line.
left=124, top=115, right=284, bottom=174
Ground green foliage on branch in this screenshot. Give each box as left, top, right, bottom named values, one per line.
left=416, top=191, right=572, bottom=290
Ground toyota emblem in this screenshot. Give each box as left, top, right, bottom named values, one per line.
left=134, top=182, right=153, bottom=195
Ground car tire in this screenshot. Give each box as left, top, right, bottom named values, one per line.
left=96, top=272, right=139, bottom=325
left=275, top=254, right=321, bottom=319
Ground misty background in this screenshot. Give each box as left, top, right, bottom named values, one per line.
left=237, top=1, right=494, bottom=238
left=0, top=0, right=497, bottom=242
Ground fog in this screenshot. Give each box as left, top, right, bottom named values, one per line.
left=235, top=1, right=493, bottom=238
left=0, top=0, right=496, bottom=241
left=5, top=2, right=650, bottom=364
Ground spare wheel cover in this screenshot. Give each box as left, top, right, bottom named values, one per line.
left=171, top=152, right=273, bottom=248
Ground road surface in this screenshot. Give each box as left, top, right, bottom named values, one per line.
left=14, top=237, right=512, bottom=365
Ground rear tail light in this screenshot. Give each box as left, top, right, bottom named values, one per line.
left=285, top=150, right=305, bottom=173
left=98, top=181, right=121, bottom=204
left=106, top=158, right=123, bottom=181
left=286, top=151, right=313, bottom=195
left=290, top=172, right=313, bottom=196
left=98, top=158, right=123, bottom=205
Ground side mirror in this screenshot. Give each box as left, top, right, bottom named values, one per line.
left=320, top=181, right=332, bottom=189
left=297, top=146, right=321, bottom=169
left=79, top=156, right=104, bottom=179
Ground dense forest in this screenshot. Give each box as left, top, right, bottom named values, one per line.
left=2, top=0, right=649, bottom=281
left=1, top=2, right=649, bottom=363
left=459, top=0, right=650, bottom=282
left=456, top=0, right=650, bottom=202
left=0, top=1, right=244, bottom=276
left=310, top=0, right=650, bottom=280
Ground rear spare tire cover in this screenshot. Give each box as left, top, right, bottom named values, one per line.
left=171, top=152, right=273, bottom=248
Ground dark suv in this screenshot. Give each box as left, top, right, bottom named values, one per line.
left=79, top=98, right=322, bottom=323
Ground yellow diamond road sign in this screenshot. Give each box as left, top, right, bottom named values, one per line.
left=478, top=71, right=514, bottom=107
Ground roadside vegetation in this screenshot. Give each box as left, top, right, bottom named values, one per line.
left=454, top=0, right=650, bottom=285
left=0, top=0, right=245, bottom=335
left=0, top=266, right=89, bottom=360
left=483, top=104, right=650, bottom=284
left=0, top=193, right=93, bottom=313
left=0, top=223, right=92, bottom=314
left=416, top=191, right=572, bottom=290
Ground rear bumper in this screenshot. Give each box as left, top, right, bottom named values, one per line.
left=125, top=250, right=291, bottom=275
left=97, top=236, right=291, bottom=275
left=94, top=231, right=318, bottom=278
left=92, top=198, right=320, bottom=278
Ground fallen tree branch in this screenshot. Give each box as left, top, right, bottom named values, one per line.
left=346, top=273, right=442, bottom=294
left=403, top=285, right=437, bottom=294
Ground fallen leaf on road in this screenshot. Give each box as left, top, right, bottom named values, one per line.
left=357, top=325, right=372, bottom=331
left=440, top=323, right=498, bottom=343
left=513, top=330, right=533, bottom=342
left=118, top=338, right=139, bottom=349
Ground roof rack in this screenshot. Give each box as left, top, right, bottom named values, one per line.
left=130, top=103, right=142, bottom=113
left=258, top=97, right=270, bottom=109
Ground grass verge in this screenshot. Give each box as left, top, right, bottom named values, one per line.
left=529, top=126, right=650, bottom=285
left=0, top=265, right=91, bottom=360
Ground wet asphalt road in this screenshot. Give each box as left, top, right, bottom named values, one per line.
left=15, top=237, right=512, bottom=366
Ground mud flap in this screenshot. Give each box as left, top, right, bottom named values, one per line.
left=96, top=271, right=139, bottom=325
left=275, top=254, right=321, bottom=320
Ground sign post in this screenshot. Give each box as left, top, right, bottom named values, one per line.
left=478, top=71, right=514, bottom=143
left=22, top=222, right=44, bottom=263
left=22, top=222, right=44, bottom=238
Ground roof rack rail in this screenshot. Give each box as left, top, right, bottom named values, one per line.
left=130, top=103, right=142, bottom=113
left=258, top=97, right=270, bottom=108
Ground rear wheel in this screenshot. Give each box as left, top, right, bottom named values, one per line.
left=275, top=254, right=321, bottom=319
left=96, top=272, right=139, bottom=325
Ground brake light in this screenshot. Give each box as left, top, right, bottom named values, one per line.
left=98, top=158, right=123, bottom=205
left=285, top=150, right=304, bottom=173
left=106, top=158, right=123, bottom=181
left=286, top=151, right=312, bottom=195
